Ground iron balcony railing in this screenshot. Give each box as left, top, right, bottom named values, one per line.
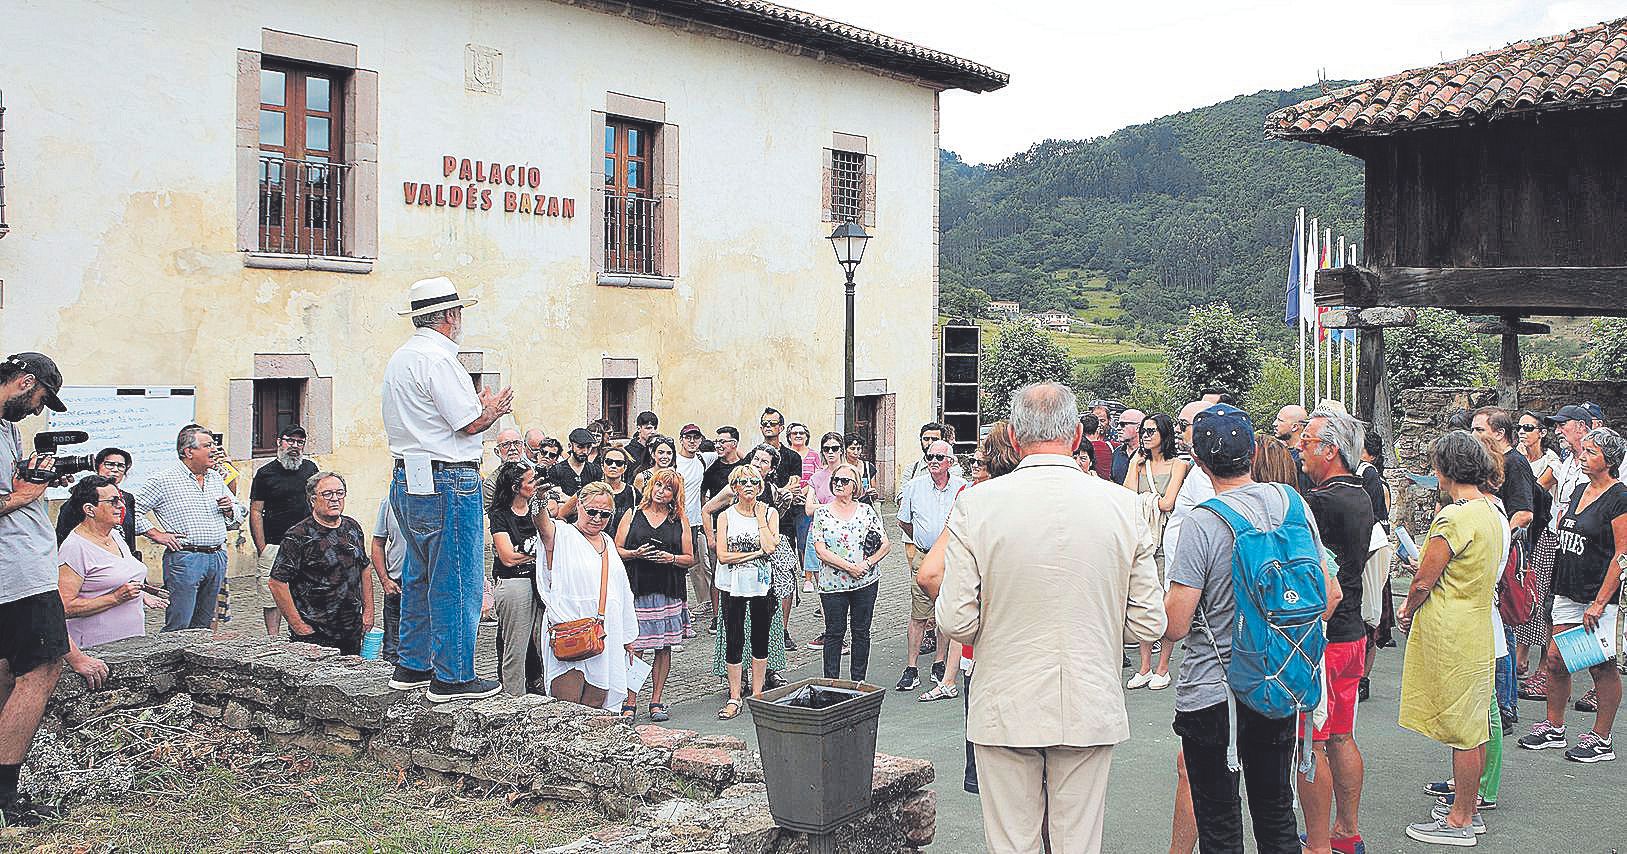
left=0, top=89, right=9, bottom=238
left=257, top=155, right=350, bottom=256
left=603, top=191, right=661, bottom=275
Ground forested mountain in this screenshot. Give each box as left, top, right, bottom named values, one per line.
left=939, top=84, right=1366, bottom=344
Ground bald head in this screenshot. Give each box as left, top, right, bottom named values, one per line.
left=1273, top=404, right=1309, bottom=447
left=1177, top=401, right=1207, bottom=450
left=1117, top=407, right=1145, bottom=448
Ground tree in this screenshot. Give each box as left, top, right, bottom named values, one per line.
left=940, top=283, right=991, bottom=320
left=981, top=322, right=1072, bottom=419
left=1077, top=359, right=1137, bottom=400
left=1581, top=318, right=1627, bottom=380
left=1384, top=308, right=1486, bottom=391
left=1164, top=303, right=1263, bottom=403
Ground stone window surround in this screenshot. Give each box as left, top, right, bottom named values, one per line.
left=457, top=350, right=503, bottom=440
left=832, top=378, right=896, bottom=496
left=822, top=131, right=877, bottom=228
left=237, top=29, right=379, bottom=273
left=592, top=92, right=680, bottom=290
left=584, top=357, right=653, bottom=429
left=227, top=354, right=334, bottom=462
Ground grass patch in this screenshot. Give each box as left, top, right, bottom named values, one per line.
left=939, top=317, right=1165, bottom=373
left=15, top=751, right=602, bottom=854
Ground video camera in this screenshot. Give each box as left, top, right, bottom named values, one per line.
left=20, top=430, right=96, bottom=483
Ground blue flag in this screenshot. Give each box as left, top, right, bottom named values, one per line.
left=1284, top=213, right=1302, bottom=325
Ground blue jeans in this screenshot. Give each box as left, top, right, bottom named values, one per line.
left=390, top=465, right=483, bottom=683
left=820, top=582, right=879, bottom=681
left=1496, top=626, right=1518, bottom=715
left=161, top=550, right=227, bottom=632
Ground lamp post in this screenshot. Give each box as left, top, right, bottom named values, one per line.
left=827, top=221, right=870, bottom=434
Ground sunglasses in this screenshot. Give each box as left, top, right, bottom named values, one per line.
left=821, top=445, right=842, bottom=453
left=582, top=508, right=614, bottom=521
left=1176, top=419, right=1192, bottom=431
left=970, top=458, right=987, bottom=468
left=541, top=450, right=560, bottom=458
left=830, top=476, right=855, bottom=487
left=1140, top=427, right=1158, bottom=436
left=733, top=477, right=764, bottom=486
left=925, top=454, right=949, bottom=462
left=603, top=458, right=628, bottom=467
left=1517, top=424, right=1539, bottom=432
left=760, top=421, right=782, bottom=428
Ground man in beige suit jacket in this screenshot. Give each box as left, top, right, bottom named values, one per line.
left=938, top=382, right=1166, bottom=854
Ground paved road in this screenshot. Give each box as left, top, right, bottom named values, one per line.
left=153, top=512, right=1627, bottom=853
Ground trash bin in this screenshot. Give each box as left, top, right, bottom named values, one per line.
left=745, top=677, right=886, bottom=834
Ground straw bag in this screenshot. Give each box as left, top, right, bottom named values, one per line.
left=549, top=538, right=609, bottom=662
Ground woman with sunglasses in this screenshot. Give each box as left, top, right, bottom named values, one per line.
left=1124, top=412, right=1190, bottom=690
left=802, top=432, right=846, bottom=595
left=703, top=446, right=795, bottom=692
left=1516, top=411, right=1563, bottom=686
left=562, top=447, right=639, bottom=531
left=707, top=465, right=781, bottom=719
left=535, top=481, right=638, bottom=710
left=811, top=461, right=890, bottom=683
left=489, top=462, right=545, bottom=696
left=615, top=467, right=693, bottom=722
left=631, top=434, right=677, bottom=491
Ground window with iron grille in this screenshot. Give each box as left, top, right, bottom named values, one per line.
left=0, top=89, right=9, bottom=239
left=252, top=378, right=305, bottom=455
left=603, top=119, right=660, bottom=275
left=259, top=65, right=349, bottom=256
left=602, top=378, right=632, bottom=437
left=830, top=149, right=865, bottom=224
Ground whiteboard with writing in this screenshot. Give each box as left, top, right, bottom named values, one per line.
left=47, top=386, right=197, bottom=496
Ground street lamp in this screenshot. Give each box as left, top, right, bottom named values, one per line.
left=827, top=221, right=870, bottom=434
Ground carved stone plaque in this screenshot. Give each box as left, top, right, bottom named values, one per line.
left=464, top=44, right=502, bottom=95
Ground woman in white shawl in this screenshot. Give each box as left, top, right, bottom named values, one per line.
left=536, top=480, right=638, bottom=710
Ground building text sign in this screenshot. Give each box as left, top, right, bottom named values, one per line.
left=403, top=156, right=575, bottom=219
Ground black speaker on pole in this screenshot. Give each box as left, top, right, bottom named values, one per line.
left=941, top=324, right=980, bottom=456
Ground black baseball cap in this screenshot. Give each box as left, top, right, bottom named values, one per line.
left=568, top=427, right=596, bottom=446
left=279, top=424, right=307, bottom=439
left=1191, top=404, right=1254, bottom=468
left=1546, top=405, right=1592, bottom=425
left=7, top=353, right=65, bottom=412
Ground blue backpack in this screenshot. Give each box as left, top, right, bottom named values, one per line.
left=1198, top=484, right=1327, bottom=720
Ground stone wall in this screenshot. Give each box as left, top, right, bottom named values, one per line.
left=1389, top=380, right=1627, bottom=535
left=32, top=631, right=936, bottom=853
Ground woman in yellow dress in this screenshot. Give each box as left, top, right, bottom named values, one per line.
left=1397, top=430, right=1502, bottom=846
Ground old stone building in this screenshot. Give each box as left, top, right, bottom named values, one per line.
left=0, top=0, right=1005, bottom=506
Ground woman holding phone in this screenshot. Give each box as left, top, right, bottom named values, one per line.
left=615, top=467, right=693, bottom=722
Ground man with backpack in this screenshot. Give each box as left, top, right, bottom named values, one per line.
left=1299, top=408, right=1375, bottom=854
left=1166, top=404, right=1340, bottom=854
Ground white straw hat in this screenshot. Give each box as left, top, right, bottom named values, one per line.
left=398, top=276, right=478, bottom=317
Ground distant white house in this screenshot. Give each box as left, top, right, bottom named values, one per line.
left=987, top=299, right=1020, bottom=319
left=1027, top=309, right=1076, bottom=332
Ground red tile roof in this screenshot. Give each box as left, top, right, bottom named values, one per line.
left=1266, top=16, right=1627, bottom=140
left=617, top=0, right=1009, bottom=93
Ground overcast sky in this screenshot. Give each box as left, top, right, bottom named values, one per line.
left=791, top=0, right=1625, bottom=164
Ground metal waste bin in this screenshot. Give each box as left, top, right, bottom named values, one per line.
left=745, top=677, right=886, bottom=834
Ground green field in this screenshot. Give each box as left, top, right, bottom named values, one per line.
left=939, top=316, right=1165, bottom=373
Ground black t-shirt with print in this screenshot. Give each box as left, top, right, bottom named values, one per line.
left=250, top=459, right=320, bottom=544
left=703, top=455, right=746, bottom=502
left=1553, top=482, right=1627, bottom=604
left=1305, top=475, right=1376, bottom=643
left=1499, top=448, right=1537, bottom=521
left=546, top=459, right=603, bottom=497
left=270, top=516, right=368, bottom=640
left=487, top=505, right=538, bottom=576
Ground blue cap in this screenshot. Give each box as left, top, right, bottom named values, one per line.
left=1585, top=402, right=1605, bottom=422
left=1192, top=404, right=1254, bottom=468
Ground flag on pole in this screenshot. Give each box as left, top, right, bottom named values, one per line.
left=1285, top=211, right=1303, bottom=325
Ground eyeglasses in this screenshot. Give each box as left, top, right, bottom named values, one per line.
left=789, top=430, right=808, bottom=437
left=1517, top=424, right=1540, bottom=433
left=316, top=489, right=346, bottom=501
left=100, top=461, right=129, bottom=471
left=821, top=445, right=842, bottom=453
left=603, top=458, right=628, bottom=467
left=280, top=437, right=306, bottom=446
left=89, top=497, right=122, bottom=506
left=496, top=440, right=522, bottom=449
left=925, top=454, right=949, bottom=462
left=830, top=476, right=855, bottom=487
left=717, top=437, right=738, bottom=445
left=582, top=508, right=614, bottom=521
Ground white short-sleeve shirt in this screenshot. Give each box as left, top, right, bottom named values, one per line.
left=381, top=328, right=483, bottom=463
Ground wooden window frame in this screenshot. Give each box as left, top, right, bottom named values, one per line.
left=602, top=378, right=633, bottom=438
left=259, top=62, right=345, bottom=255
left=251, top=377, right=305, bottom=456
left=603, top=118, right=658, bottom=275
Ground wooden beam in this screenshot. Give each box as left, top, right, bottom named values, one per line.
left=1497, top=313, right=1520, bottom=409
left=1314, top=266, right=1627, bottom=316
left=1321, top=307, right=1418, bottom=329
left=1468, top=320, right=1551, bottom=335
left=1356, top=327, right=1391, bottom=447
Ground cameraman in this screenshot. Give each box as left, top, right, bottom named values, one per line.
left=0, top=353, right=107, bottom=825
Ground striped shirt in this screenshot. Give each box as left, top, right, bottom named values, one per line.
left=134, top=463, right=245, bottom=549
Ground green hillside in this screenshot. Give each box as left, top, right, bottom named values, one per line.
left=939, top=84, right=1365, bottom=345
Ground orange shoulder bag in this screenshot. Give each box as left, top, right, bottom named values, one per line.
left=549, top=536, right=609, bottom=662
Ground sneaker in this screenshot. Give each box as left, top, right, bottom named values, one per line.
left=841, top=641, right=851, bottom=656
left=1422, top=780, right=1454, bottom=797
left=1126, top=670, right=1154, bottom=689
left=388, top=665, right=433, bottom=690
left=1329, top=833, right=1365, bottom=854
left=784, top=629, right=795, bottom=649
left=919, top=628, right=937, bottom=656
left=1575, top=687, right=1599, bottom=713
left=930, top=660, right=946, bottom=684
left=671, top=643, right=685, bottom=653
left=802, top=579, right=815, bottom=594
left=764, top=671, right=787, bottom=691
left=806, top=635, right=826, bottom=650
left=1358, top=676, right=1370, bottom=702
left=1436, top=792, right=1496, bottom=811
left=919, top=682, right=959, bottom=702
left=1564, top=731, right=1616, bottom=763
left=1149, top=671, right=1171, bottom=691
left=426, top=677, right=503, bottom=703
left=895, top=667, right=920, bottom=691
left=1428, top=805, right=1485, bottom=835
left=0, top=791, right=62, bottom=827
left=1517, top=720, right=1566, bottom=750
left=1405, top=818, right=1477, bottom=846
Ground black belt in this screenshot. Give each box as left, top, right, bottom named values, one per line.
left=178, top=544, right=223, bottom=553
left=493, top=565, right=536, bottom=580
left=394, top=459, right=479, bottom=471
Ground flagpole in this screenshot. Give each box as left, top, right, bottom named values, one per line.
left=1310, top=218, right=1320, bottom=403
left=1296, top=209, right=1306, bottom=407
left=1323, top=227, right=1333, bottom=403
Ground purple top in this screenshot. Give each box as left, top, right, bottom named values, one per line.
left=59, top=530, right=147, bottom=649
left=807, top=468, right=836, bottom=505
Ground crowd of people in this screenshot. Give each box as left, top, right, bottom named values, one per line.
left=2, top=277, right=1624, bottom=851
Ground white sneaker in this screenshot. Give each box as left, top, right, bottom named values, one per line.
left=802, top=579, right=815, bottom=594
left=1126, top=671, right=1154, bottom=689
left=1149, top=672, right=1171, bottom=690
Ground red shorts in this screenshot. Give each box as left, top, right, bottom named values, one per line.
left=1312, top=639, right=1366, bottom=740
